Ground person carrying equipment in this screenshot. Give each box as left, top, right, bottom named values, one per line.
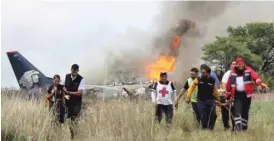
left=226, top=57, right=263, bottom=131
left=186, top=65, right=221, bottom=130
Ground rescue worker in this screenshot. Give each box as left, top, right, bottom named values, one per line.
left=186, top=65, right=221, bottom=130
left=175, top=67, right=200, bottom=127
left=151, top=72, right=176, bottom=127
left=46, top=75, right=68, bottom=125
left=199, top=64, right=220, bottom=89
left=226, top=57, right=263, bottom=131
left=63, top=64, right=85, bottom=139
left=221, top=61, right=236, bottom=131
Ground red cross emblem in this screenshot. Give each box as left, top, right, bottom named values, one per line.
left=159, top=87, right=169, bottom=97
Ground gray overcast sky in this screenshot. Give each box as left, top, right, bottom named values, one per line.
left=2, top=1, right=274, bottom=88
left=1, top=0, right=160, bottom=88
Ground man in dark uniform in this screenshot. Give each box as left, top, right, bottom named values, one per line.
left=63, top=64, right=85, bottom=139
left=186, top=65, right=220, bottom=130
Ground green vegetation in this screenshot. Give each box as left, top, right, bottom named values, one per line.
left=202, top=22, right=274, bottom=88
left=1, top=90, right=274, bottom=141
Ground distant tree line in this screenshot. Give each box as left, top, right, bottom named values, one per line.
left=202, top=22, right=274, bottom=88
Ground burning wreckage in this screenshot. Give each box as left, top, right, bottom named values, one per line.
left=85, top=19, right=196, bottom=102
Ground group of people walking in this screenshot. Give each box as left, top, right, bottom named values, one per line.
left=46, top=64, right=84, bottom=139
left=46, top=57, right=265, bottom=139
left=151, top=57, right=264, bottom=131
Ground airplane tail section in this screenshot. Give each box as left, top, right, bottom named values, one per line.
left=6, top=51, right=52, bottom=89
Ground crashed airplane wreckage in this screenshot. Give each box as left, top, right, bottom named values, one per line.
left=85, top=19, right=197, bottom=102
left=84, top=83, right=154, bottom=102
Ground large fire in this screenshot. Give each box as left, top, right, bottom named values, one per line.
left=147, top=36, right=181, bottom=81
left=146, top=19, right=195, bottom=81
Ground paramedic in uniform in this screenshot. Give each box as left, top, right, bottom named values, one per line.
left=63, top=64, right=85, bottom=138
left=226, top=57, right=262, bottom=131
left=151, top=72, right=176, bottom=126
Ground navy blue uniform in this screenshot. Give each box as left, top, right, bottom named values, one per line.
left=196, top=77, right=218, bottom=130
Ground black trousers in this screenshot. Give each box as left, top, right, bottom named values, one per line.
left=233, top=92, right=251, bottom=131
left=155, top=104, right=173, bottom=124
left=65, top=102, right=82, bottom=139
left=191, top=102, right=201, bottom=126
left=197, top=100, right=217, bottom=130
left=49, top=101, right=66, bottom=124
left=220, top=96, right=235, bottom=130
left=66, top=103, right=82, bottom=120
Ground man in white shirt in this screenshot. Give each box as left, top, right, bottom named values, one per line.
left=222, top=61, right=236, bottom=86
left=151, top=72, right=176, bottom=126
left=63, top=64, right=85, bottom=139
left=221, top=61, right=236, bottom=131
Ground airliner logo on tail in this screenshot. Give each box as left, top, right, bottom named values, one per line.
left=19, top=70, right=40, bottom=89
left=6, top=51, right=53, bottom=90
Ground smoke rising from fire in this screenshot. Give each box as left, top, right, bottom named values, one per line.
left=150, top=1, right=274, bottom=86
left=153, top=1, right=230, bottom=85
left=83, top=1, right=274, bottom=85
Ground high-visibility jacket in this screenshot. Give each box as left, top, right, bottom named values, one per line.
left=187, top=78, right=198, bottom=103
left=226, top=66, right=262, bottom=99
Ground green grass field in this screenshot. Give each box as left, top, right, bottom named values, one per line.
left=1, top=90, right=274, bottom=141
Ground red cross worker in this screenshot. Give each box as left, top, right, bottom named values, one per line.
left=151, top=72, right=176, bottom=126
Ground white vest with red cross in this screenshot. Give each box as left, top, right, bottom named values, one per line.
left=155, top=81, right=176, bottom=105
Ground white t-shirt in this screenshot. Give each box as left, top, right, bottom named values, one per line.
left=222, top=70, right=231, bottom=84
left=236, top=76, right=245, bottom=91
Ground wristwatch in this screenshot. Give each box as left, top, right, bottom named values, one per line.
left=68, top=91, right=72, bottom=95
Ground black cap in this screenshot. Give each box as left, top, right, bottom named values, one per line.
left=71, top=64, right=79, bottom=71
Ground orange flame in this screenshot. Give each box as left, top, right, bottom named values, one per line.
left=147, top=56, right=176, bottom=81
left=173, top=36, right=180, bottom=49
left=146, top=36, right=181, bottom=81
